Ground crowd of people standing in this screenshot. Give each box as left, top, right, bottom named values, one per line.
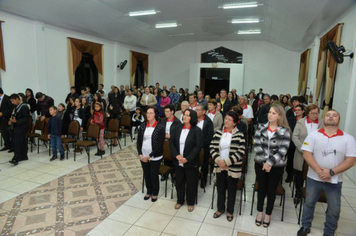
left=1, top=82, right=355, bottom=236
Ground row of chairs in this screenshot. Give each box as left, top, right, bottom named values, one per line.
left=24, top=114, right=134, bottom=163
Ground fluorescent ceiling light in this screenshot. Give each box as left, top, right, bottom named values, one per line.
left=169, top=33, right=194, bottom=36
left=155, top=23, right=178, bottom=28
left=231, top=19, right=259, bottom=24
left=128, top=10, right=157, bottom=16
left=221, top=2, right=258, bottom=9
left=237, top=30, right=261, bottom=34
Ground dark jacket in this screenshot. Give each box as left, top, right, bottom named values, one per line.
left=65, top=93, right=79, bottom=104
left=48, top=115, right=62, bottom=136
left=200, top=115, right=214, bottom=149
left=73, top=107, right=85, bottom=127
left=160, top=116, right=181, bottom=138
left=257, top=103, right=270, bottom=124
left=286, top=107, right=295, bottom=119
left=27, top=97, right=37, bottom=113
left=217, top=98, right=232, bottom=117
left=12, top=102, right=29, bottom=134
left=58, top=110, right=71, bottom=135
left=37, top=95, right=54, bottom=118
left=108, top=93, right=122, bottom=119
left=137, top=122, right=165, bottom=158
left=0, top=95, right=14, bottom=120
left=170, top=124, right=203, bottom=168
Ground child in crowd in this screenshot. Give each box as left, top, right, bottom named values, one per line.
left=57, top=103, right=71, bottom=137
left=131, top=107, right=145, bottom=140
left=91, top=102, right=105, bottom=156
left=48, top=106, right=65, bottom=161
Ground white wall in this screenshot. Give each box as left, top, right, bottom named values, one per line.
left=0, top=10, right=154, bottom=104
left=154, top=40, right=300, bottom=95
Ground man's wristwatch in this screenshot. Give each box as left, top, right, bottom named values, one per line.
left=329, top=169, right=335, bottom=176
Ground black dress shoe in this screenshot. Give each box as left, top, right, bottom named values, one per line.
left=285, top=175, right=292, bottom=183
left=50, top=156, right=57, bottom=161
left=9, top=160, right=18, bottom=165
left=143, top=195, right=151, bottom=200
left=60, top=155, right=65, bottom=161
left=8, top=149, right=14, bottom=153
left=297, top=227, right=311, bottom=236
left=0, top=147, right=10, bottom=151
left=151, top=196, right=158, bottom=202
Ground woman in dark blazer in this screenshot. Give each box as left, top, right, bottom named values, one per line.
left=170, top=109, right=203, bottom=212
left=253, top=104, right=290, bottom=227
left=137, top=106, right=165, bottom=202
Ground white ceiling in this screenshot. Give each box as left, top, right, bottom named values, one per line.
left=0, top=0, right=354, bottom=52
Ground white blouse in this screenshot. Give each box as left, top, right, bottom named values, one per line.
left=142, top=126, right=162, bottom=161
left=179, top=128, right=190, bottom=167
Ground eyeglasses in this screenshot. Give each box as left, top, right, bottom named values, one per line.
left=295, top=109, right=303, bottom=112
left=146, top=112, right=155, bottom=115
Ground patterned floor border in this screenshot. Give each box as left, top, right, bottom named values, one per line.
left=0, top=145, right=142, bottom=236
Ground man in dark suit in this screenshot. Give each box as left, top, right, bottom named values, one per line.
left=160, top=104, right=181, bottom=181
left=196, top=104, right=214, bottom=188
left=258, top=94, right=279, bottom=124
left=0, top=88, right=14, bottom=151
left=286, top=96, right=302, bottom=119
left=217, top=89, right=232, bottom=117
left=257, top=88, right=265, bottom=100
left=8, top=94, right=30, bottom=165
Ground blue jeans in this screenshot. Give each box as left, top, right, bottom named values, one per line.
left=50, top=135, right=64, bottom=157
left=301, top=177, right=342, bottom=235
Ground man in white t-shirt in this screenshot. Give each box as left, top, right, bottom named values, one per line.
left=297, top=110, right=356, bottom=236
left=238, top=95, right=253, bottom=123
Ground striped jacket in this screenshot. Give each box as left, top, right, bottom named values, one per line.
left=210, top=127, right=245, bottom=179
left=253, top=122, right=290, bottom=167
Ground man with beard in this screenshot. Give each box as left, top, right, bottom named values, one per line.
left=297, top=110, right=356, bottom=236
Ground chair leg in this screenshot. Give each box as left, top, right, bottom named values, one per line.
left=87, top=147, right=90, bottom=164
left=110, top=139, right=112, bottom=154
left=298, top=197, right=303, bottom=224
left=49, top=141, right=51, bottom=156
left=250, top=188, right=255, bottom=215
left=202, top=177, right=206, bottom=193
left=142, top=173, right=145, bottom=193
left=211, top=183, right=215, bottom=209
left=292, top=178, right=295, bottom=198
left=74, top=145, right=76, bottom=161
left=280, top=194, right=283, bottom=206
left=243, top=185, right=246, bottom=201
left=124, top=133, right=126, bottom=146
left=37, top=139, right=39, bottom=154
left=239, top=189, right=243, bottom=215
left=281, top=194, right=285, bottom=221
left=165, top=178, right=168, bottom=198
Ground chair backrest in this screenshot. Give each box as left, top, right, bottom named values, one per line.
left=241, top=156, right=246, bottom=177
left=85, top=117, right=92, bottom=132
left=120, top=114, right=131, bottom=127
left=87, top=124, right=100, bottom=139
left=34, top=119, right=45, bottom=132
left=67, top=120, right=80, bottom=136
left=199, top=148, right=204, bottom=166
left=42, top=118, right=50, bottom=136
left=27, top=116, right=33, bottom=133
left=107, top=119, right=119, bottom=132
left=163, top=140, right=173, bottom=161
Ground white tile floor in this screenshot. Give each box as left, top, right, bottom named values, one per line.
left=1, top=139, right=356, bottom=236
left=87, top=154, right=356, bottom=236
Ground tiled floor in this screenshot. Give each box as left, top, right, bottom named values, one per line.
left=1, top=138, right=356, bottom=236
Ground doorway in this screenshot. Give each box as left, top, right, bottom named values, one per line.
left=135, top=60, right=145, bottom=88
left=200, top=68, right=230, bottom=97
left=75, top=53, right=98, bottom=95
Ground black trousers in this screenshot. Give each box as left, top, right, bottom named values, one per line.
left=175, top=166, right=198, bottom=205
left=13, top=132, right=28, bottom=161
left=0, top=119, right=12, bottom=148
left=216, top=171, right=238, bottom=214
left=286, top=144, right=295, bottom=176
left=201, top=146, right=209, bottom=187
left=255, top=162, right=284, bottom=215
left=141, top=159, right=162, bottom=196
left=294, top=169, right=303, bottom=196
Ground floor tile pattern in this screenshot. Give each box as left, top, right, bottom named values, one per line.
left=0, top=146, right=141, bottom=236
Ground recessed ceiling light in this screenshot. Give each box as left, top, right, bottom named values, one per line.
left=169, top=33, right=194, bottom=36
left=128, top=10, right=158, bottom=16
left=155, top=23, right=179, bottom=28
left=231, top=19, right=260, bottom=24
left=237, top=30, right=261, bottom=34
left=220, top=2, right=258, bottom=9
